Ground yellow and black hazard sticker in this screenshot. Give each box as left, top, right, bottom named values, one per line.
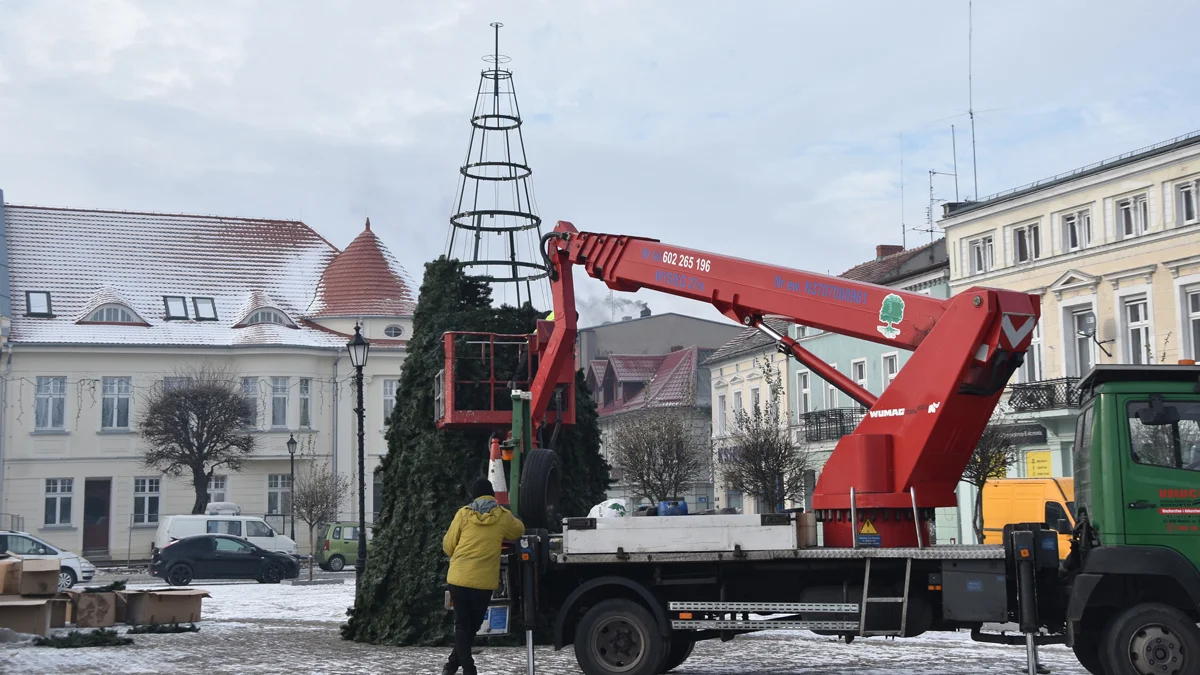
left=856, top=518, right=881, bottom=547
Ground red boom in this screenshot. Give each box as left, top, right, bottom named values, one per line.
left=540, top=221, right=1040, bottom=548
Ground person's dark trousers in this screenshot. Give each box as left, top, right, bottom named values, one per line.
left=444, top=584, right=493, bottom=675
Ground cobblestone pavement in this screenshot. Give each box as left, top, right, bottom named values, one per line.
left=0, top=581, right=1089, bottom=674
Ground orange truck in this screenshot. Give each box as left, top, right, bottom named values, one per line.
left=982, top=477, right=1075, bottom=559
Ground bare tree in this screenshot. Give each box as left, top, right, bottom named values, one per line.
left=721, top=360, right=812, bottom=513
left=138, top=365, right=257, bottom=514
left=608, top=381, right=709, bottom=505
left=962, top=415, right=1020, bottom=542
left=292, top=437, right=349, bottom=580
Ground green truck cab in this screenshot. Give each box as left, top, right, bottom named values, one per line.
left=1066, top=364, right=1200, bottom=674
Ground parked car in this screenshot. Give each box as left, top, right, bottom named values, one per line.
left=314, top=522, right=374, bottom=572
left=154, top=515, right=297, bottom=556
left=0, top=530, right=96, bottom=589
left=150, top=534, right=300, bottom=586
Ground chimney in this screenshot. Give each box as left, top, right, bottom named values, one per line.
left=639, top=307, right=652, bottom=318
left=876, top=244, right=904, bottom=259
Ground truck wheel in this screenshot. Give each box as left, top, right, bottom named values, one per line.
left=659, top=637, right=694, bottom=673
left=1071, top=630, right=1104, bottom=675
left=1101, top=603, right=1200, bottom=675
left=575, top=599, right=667, bottom=675
left=519, top=448, right=561, bottom=531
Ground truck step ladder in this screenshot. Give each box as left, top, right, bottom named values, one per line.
left=858, top=557, right=913, bottom=637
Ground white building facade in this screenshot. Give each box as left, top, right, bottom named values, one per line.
left=0, top=200, right=415, bottom=561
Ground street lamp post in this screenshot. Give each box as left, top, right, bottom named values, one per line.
left=347, top=324, right=370, bottom=581
left=287, top=433, right=298, bottom=541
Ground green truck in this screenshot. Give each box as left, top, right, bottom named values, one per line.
left=480, top=364, right=1200, bottom=675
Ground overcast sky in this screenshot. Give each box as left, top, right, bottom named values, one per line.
left=2, top=0, right=1197, bottom=326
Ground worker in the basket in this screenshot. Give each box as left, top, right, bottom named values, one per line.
left=441, top=477, right=526, bottom=675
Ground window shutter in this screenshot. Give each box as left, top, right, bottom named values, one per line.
left=1104, top=198, right=1115, bottom=241
left=1163, top=182, right=1175, bottom=226
left=1004, top=227, right=1014, bottom=266
left=1050, top=214, right=1061, bottom=254
left=1147, top=188, right=1158, bottom=231
left=960, top=239, right=969, bottom=277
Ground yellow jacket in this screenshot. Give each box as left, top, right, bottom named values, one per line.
left=443, top=496, right=525, bottom=590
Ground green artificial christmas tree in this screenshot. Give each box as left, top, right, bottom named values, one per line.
left=341, top=258, right=610, bottom=646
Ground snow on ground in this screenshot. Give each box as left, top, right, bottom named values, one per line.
left=0, top=579, right=1089, bottom=674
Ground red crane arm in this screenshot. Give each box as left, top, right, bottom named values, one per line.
left=542, top=220, right=1041, bottom=548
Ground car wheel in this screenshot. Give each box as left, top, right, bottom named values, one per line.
left=575, top=599, right=668, bottom=675
left=167, top=564, right=193, bottom=586
left=327, top=555, right=346, bottom=572
left=58, top=568, right=77, bottom=590
left=261, top=561, right=284, bottom=584
left=1101, top=602, right=1200, bottom=675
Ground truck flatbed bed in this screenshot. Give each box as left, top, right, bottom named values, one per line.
left=551, top=544, right=1005, bottom=564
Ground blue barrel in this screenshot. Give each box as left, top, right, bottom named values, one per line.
left=657, top=500, right=689, bottom=516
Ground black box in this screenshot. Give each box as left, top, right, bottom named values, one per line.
left=942, top=559, right=1008, bottom=623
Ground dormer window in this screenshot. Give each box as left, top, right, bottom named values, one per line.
left=247, top=309, right=289, bottom=326
left=193, top=297, right=217, bottom=321
left=85, top=304, right=139, bottom=324
left=26, top=291, right=52, bottom=316
left=164, top=296, right=188, bottom=320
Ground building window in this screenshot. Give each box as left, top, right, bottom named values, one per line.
left=851, top=359, right=867, bottom=391
left=26, top=291, right=52, bottom=316
left=163, top=376, right=191, bottom=392
left=750, top=387, right=760, bottom=411
left=267, top=474, right=292, bottom=514
left=1118, top=194, right=1149, bottom=238
left=247, top=309, right=289, bottom=326
left=133, top=478, right=160, bottom=524
left=383, top=379, right=398, bottom=424
left=44, top=478, right=72, bottom=525
left=1021, top=322, right=1043, bottom=383
left=241, top=377, right=258, bottom=427
left=1188, top=289, right=1200, bottom=360
left=882, top=355, right=898, bottom=389
left=717, top=395, right=727, bottom=434
left=797, top=372, right=811, bottom=414
left=35, top=376, right=66, bottom=431
left=969, top=235, right=994, bottom=274
left=733, top=391, right=743, bottom=415
left=1177, top=180, right=1198, bottom=225
left=1069, top=309, right=1097, bottom=377
left=208, top=475, right=227, bottom=503
left=384, top=324, right=404, bottom=338
left=101, top=377, right=132, bottom=429
left=825, top=363, right=839, bottom=409
left=1123, top=297, right=1152, bottom=365
left=1062, top=210, right=1091, bottom=252
left=299, top=378, right=311, bottom=428
left=796, top=325, right=808, bottom=338
left=163, top=296, right=188, bottom=320
left=193, top=297, right=218, bottom=321
left=270, top=377, right=288, bottom=427
left=86, top=304, right=138, bottom=324
left=1013, top=222, right=1041, bottom=262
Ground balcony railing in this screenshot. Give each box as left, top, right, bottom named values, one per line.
left=1008, top=377, right=1082, bottom=412
left=801, top=407, right=865, bottom=443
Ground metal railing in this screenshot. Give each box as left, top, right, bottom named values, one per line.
left=0, top=513, right=25, bottom=531
left=801, top=407, right=865, bottom=442
left=1007, top=377, right=1082, bottom=412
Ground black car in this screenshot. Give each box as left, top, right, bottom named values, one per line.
left=150, top=534, right=300, bottom=586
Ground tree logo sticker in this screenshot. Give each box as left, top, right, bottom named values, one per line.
left=878, top=293, right=904, bottom=339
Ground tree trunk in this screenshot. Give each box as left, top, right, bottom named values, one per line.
left=192, top=469, right=210, bottom=515
left=308, top=525, right=315, bottom=581
left=973, top=485, right=984, bottom=543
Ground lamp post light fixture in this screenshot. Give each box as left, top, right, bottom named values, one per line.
left=347, top=324, right=370, bottom=580
left=286, top=433, right=298, bottom=541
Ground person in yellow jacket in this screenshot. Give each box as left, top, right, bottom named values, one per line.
left=441, top=477, right=525, bottom=675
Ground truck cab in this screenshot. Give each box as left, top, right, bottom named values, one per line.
left=1066, top=363, right=1200, bottom=674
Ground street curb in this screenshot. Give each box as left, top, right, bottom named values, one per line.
left=283, top=579, right=346, bottom=586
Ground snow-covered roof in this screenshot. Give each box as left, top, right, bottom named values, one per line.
left=4, top=204, right=404, bottom=348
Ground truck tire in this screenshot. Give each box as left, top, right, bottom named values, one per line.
left=575, top=599, right=668, bottom=675
left=1100, top=603, right=1200, bottom=675
left=1071, top=630, right=1104, bottom=675
left=659, top=637, right=694, bottom=673
left=519, top=448, right=561, bottom=531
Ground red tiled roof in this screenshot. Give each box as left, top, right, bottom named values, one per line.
left=309, top=218, right=416, bottom=318
left=587, top=359, right=608, bottom=390
left=607, top=354, right=668, bottom=383
left=839, top=238, right=943, bottom=284
left=598, top=347, right=702, bottom=416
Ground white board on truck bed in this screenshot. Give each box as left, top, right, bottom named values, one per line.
left=562, top=514, right=808, bottom=554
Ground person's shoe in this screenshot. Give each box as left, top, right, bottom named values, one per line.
left=441, top=665, right=458, bottom=675
left=461, top=667, right=477, bottom=675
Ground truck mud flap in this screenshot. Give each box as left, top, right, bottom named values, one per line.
left=971, top=628, right=1064, bottom=646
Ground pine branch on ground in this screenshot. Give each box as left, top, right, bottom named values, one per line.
left=127, top=623, right=200, bottom=634
left=83, top=580, right=127, bottom=593
left=34, top=629, right=133, bottom=648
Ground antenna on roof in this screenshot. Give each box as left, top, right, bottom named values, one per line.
left=968, top=0, right=979, bottom=199
left=900, top=133, right=906, bottom=249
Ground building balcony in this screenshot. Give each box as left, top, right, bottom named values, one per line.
left=1007, top=377, right=1082, bottom=413
left=800, top=407, right=865, bottom=443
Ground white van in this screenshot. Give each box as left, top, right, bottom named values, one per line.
left=153, top=515, right=297, bottom=555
